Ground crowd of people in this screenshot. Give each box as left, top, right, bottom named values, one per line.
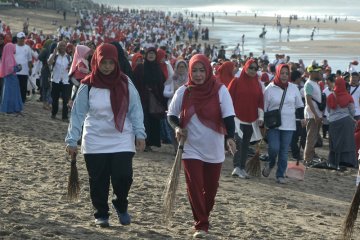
left=1, top=8, right=360, bottom=239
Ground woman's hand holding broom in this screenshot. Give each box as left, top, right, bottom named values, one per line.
left=175, top=127, right=187, bottom=142
left=66, top=145, right=77, bottom=157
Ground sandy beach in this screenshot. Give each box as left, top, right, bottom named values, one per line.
left=1, top=92, right=360, bottom=240
left=1, top=7, right=360, bottom=240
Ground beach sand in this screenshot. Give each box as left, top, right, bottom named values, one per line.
left=1, top=8, right=360, bottom=240
left=1, top=94, right=360, bottom=240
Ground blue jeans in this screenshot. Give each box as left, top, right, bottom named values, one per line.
left=267, top=129, right=294, bottom=178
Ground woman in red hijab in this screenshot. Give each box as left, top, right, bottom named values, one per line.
left=167, top=54, right=236, bottom=239
left=228, top=59, right=264, bottom=179
left=262, top=64, right=304, bottom=184
left=131, top=52, right=143, bottom=71
left=217, top=61, right=235, bottom=87
left=65, top=43, right=146, bottom=228
left=326, top=77, right=357, bottom=169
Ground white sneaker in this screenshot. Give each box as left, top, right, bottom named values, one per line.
left=193, top=230, right=207, bottom=238
left=240, top=169, right=250, bottom=179
left=94, top=217, right=109, bottom=228
left=231, top=167, right=241, bottom=177
left=277, top=177, right=286, bottom=184
left=232, top=167, right=249, bottom=179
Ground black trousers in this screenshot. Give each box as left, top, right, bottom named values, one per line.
left=51, top=82, right=71, bottom=119
left=84, top=152, right=134, bottom=219
left=233, top=124, right=253, bottom=169
left=17, top=75, right=28, bottom=103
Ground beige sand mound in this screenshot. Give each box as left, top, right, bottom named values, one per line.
left=1, top=98, right=360, bottom=239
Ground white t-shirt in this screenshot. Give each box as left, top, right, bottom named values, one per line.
left=304, top=79, right=322, bottom=119
left=350, top=86, right=360, bottom=117
left=264, top=82, right=303, bottom=131
left=81, top=87, right=135, bottom=154
left=168, top=85, right=235, bottom=163
left=15, top=44, right=32, bottom=76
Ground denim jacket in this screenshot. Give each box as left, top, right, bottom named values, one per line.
left=65, top=79, right=146, bottom=147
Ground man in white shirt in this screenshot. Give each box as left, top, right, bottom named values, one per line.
left=349, top=72, right=360, bottom=120
left=303, top=65, right=323, bottom=164
left=48, top=41, right=72, bottom=121
left=15, top=32, right=32, bottom=103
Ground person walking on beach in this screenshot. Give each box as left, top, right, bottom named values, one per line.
left=228, top=59, right=264, bottom=179
left=0, top=43, right=23, bottom=115
left=349, top=72, right=360, bottom=120
left=48, top=41, right=72, bottom=121
left=14, top=32, right=32, bottom=104
left=132, top=47, right=167, bottom=152
left=167, top=54, right=236, bottom=238
left=65, top=43, right=146, bottom=228
left=38, top=39, right=53, bottom=110
left=68, top=45, right=92, bottom=108
left=327, top=77, right=357, bottom=169
left=262, top=64, right=304, bottom=184
left=303, top=65, right=323, bottom=165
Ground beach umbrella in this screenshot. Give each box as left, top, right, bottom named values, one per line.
left=342, top=182, right=360, bottom=240
left=66, top=152, right=80, bottom=201
left=162, top=137, right=186, bottom=224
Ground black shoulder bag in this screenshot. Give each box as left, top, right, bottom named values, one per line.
left=264, top=87, right=287, bottom=129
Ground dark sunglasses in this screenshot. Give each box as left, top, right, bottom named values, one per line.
left=248, top=66, right=258, bottom=71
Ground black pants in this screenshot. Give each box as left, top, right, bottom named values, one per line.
left=51, top=82, right=71, bottom=119
left=17, top=75, right=28, bottom=103
left=291, top=121, right=303, bottom=160
left=84, top=152, right=134, bottom=219
left=233, top=124, right=253, bottom=169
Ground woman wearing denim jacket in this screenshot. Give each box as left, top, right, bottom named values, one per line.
left=65, top=43, right=146, bottom=228
left=262, top=64, right=304, bottom=184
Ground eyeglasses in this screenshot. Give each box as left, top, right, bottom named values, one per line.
left=248, top=66, right=258, bottom=71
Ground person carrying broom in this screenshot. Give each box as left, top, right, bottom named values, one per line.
left=262, top=64, right=303, bottom=184
left=65, top=43, right=146, bottom=228
left=167, top=54, right=236, bottom=239
left=228, top=59, right=264, bottom=179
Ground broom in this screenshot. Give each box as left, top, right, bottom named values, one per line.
left=342, top=181, right=360, bottom=239
left=245, top=140, right=263, bottom=177
left=66, top=152, right=80, bottom=201
left=162, top=137, right=186, bottom=224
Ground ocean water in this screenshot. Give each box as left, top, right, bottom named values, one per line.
left=97, top=0, right=360, bottom=70
left=100, top=0, right=360, bottom=20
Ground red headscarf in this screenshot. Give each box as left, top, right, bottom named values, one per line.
left=131, top=52, right=143, bottom=71
left=180, top=54, right=226, bottom=134
left=327, top=77, right=354, bottom=109
left=273, top=64, right=289, bottom=89
left=156, top=48, right=169, bottom=80
left=81, top=43, right=129, bottom=132
left=217, top=61, right=235, bottom=87
left=228, top=59, right=264, bottom=122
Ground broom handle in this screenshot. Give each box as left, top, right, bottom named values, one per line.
left=71, top=152, right=77, bottom=164
left=178, top=137, right=185, bottom=150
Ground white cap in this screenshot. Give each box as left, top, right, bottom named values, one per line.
left=17, top=32, right=25, bottom=38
